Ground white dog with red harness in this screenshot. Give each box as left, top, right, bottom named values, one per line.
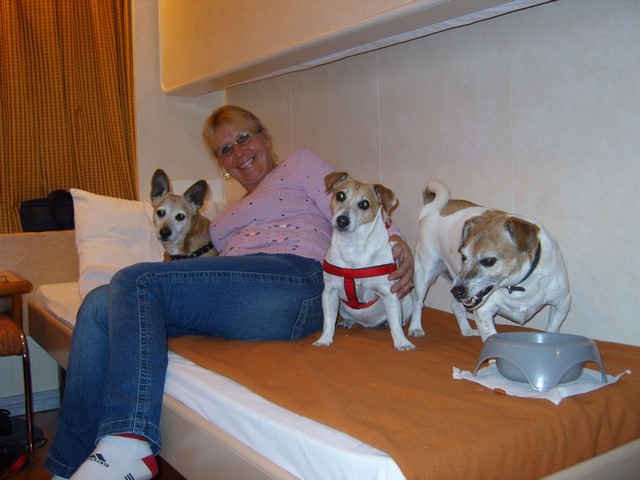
left=313, top=172, right=416, bottom=351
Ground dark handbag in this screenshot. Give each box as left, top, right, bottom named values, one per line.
left=19, top=189, right=74, bottom=232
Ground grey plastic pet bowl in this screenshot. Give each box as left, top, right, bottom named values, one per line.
left=473, top=331, right=608, bottom=392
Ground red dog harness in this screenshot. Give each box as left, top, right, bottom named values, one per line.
left=323, top=260, right=397, bottom=309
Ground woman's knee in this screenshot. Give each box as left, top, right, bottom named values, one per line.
left=72, top=285, right=111, bottom=353
left=76, top=285, right=110, bottom=329
left=110, top=262, right=157, bottom=291
left=291, top=293, right=323, bottom=339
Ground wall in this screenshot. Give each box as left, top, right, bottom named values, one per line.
left=226, top=0, right=640, bottom=345
left=134, top=0, right=224, bottom=201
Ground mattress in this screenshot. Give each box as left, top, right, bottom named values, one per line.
left=168, top=319, right=640, bottom=479
left=32, top=282, right=405, bottom=479
left=31, top=282, right=640, bottom=479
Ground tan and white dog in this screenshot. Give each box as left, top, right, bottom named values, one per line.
left=409, top=181, right=570, bottom=341
left=314, top=172, right=416, bottom=351
left=150, top=169, right=217, bottom=260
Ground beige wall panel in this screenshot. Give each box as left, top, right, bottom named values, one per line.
left=134, top=0, right=224, bottom=201
left=226, top=0, right=640, bottom=345
left=324, top=52, right=381, bottom=178
left=290, top=65, right=335, bottom=163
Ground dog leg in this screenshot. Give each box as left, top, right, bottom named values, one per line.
left=401, top=290, right=417, bottom=328
left=450, top=298, right=480, bottom=337
left=474, top=307, right=497, bottom=342
left=314, top=288, right=341, bottom=347
left=383, top=296, right=415, bottom=351
left=408, top=258, right=439, bottom=337
left=545, top=295, right=571, bottom=332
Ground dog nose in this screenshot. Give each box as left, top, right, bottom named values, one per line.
left=451, top=284, right=466, bottom=300
left=160, top=227, right=172, bottom=240
left=336, top=215, right=350, bottom=230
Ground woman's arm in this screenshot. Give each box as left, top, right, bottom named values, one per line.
left=389, top=235, right=414, bottom=299
left=295, top=148, right=334, bottom=222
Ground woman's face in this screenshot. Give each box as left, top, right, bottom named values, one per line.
left=211, top=122, right=275, bottom=193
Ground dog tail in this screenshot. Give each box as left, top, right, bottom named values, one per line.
left=418, top=181, right=449, bottom=221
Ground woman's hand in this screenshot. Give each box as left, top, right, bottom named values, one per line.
left=388, top=235, right=415, bottom=299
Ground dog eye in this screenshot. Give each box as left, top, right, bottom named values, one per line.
left=460, top=254, right=467, bottom=262
left=336, top=191, right=346, bottom=202
left=175, top=213, right=186, bottom=221
left=358, top=199, right=370, bottom=210
left=156, top=209, right=165, bottom=218
left=480, top=257, right=497, bottom=267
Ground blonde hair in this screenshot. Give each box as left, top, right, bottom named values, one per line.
left=203, top=105, right=278, bottom=164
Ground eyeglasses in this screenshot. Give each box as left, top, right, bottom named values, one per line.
left=217, top=128, right=262, bottom=158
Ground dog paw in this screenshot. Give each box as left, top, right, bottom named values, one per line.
left=394, top=340, right=416, bottom=351
left=408, top=327, right=426, bottom=337
left=312, top=339, right=333, bottom=347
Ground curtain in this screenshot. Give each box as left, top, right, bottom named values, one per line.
left=0, top=0, right=137, bottom=233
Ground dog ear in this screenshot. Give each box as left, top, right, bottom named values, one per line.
left=324, top=171, right=349, bottom=193
left=151, top=169, right=171, bottom=202
left=504, top=217, right=540, bottom=252
left=461, top=216, right=482, bottom=247
left=184, top=180, right=209, bottom=208
left=422, top=187, right=436, bottom=205
left=374, top=184, right=398, bottom=215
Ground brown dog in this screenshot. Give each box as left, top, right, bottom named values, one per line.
left=150, top=169, right=217, bottom=260
left=410, top=180, right=571, bottom=341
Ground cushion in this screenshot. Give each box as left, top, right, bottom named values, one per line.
left=70, top=189, right=164, bottom=299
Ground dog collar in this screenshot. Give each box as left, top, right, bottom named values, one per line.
left=506, top=242, right=541, bottom=294
left=169, top=241, right=215, bottom=261
left=323, top=260, right=397, bottom=309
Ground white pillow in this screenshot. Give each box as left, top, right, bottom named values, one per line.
left=71, top=189, right=164, bottom=299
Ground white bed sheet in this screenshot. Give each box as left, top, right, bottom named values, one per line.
left=33, top=282, right=405, bottom=480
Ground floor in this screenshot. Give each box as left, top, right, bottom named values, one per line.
left=10, top=410, right=185, bottom=480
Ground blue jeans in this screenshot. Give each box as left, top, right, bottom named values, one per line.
left=45, top=254, right=324, bottom=478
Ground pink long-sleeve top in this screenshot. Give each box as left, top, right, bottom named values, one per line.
left=210, top=148, right=334, bottom=262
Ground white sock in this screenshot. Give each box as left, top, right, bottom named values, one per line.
left=51, top=476, right=69, bottom=480
left=70, top=435, right=157, bottom=480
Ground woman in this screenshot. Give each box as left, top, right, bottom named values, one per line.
left=46, top=105, right=414, bottom=480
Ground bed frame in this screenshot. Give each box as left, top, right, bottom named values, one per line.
left=2, top=231, right=639, bottom=479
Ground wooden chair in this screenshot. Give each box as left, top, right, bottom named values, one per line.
left=0, top=271, right=34, bottom=455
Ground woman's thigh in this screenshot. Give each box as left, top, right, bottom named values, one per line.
left=113, top=253, right=324, bottom=340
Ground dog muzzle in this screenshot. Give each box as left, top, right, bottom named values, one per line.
left=452, top=284, right=493, bottom=311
